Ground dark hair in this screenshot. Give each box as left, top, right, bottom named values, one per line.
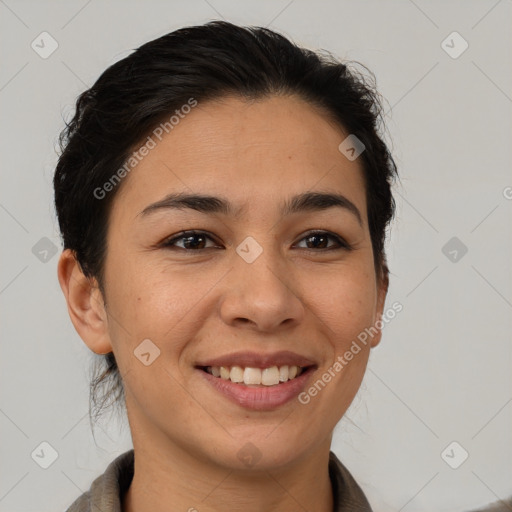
left=54, top=20, right=398, bottom=425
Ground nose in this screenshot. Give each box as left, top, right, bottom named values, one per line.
left=219, top=245, right=305, bottom=333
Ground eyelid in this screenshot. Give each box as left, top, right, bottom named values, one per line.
left=160, top=230, right=222, bottom=250
left=293, top=229, right=352, bottom=250
left=159, top=229, right=352, bottom=251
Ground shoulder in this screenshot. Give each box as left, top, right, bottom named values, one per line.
left=329, top=451, right=374, bottom=511
left=468, top=498, right=512, bottom=512
left=65, top=449, right=134, bottom=512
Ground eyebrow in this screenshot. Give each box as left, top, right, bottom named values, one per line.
left=137, top=191, right=363, bottom=226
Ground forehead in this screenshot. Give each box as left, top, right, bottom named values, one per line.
left=112, top=94, right=367, bottom=223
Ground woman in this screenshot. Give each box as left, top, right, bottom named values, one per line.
left=55, top=20, right=397, bottom=511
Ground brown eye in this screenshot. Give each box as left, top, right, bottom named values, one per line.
left=161, top=231, right=220, bottom=251
left=295, top=231, right=351, bottom=251
left=160, top=229, right=351, bottom=252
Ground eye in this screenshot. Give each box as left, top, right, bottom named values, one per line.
left=159, top=229, right=351, bottom=252
left=294, top=230, right=352, bottom=251
left=160, top=230, right=221, bottom=251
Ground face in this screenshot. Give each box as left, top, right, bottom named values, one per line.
left=62, top=94, right=387, bottom=471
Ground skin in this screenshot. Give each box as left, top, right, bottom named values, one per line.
left=58, top=94, right=388, bottom=512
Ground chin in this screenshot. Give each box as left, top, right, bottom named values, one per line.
left=205, top=428, right=322, bottom=473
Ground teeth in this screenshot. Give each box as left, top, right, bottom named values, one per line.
left=243, top=367, right=262, bottom=385
left=230, top=366, right=244, bottom=383
left=261, top=366, right=280, bottom=386
left=205, top=365, right=303, bottom=386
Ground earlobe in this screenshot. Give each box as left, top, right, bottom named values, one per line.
left=57, top=249, right=113, bottom=355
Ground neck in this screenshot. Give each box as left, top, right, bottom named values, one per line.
left=122, top=427, right=334, bottom=512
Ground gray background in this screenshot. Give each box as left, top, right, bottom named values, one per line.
left=1, top=1, right=511, bottom=511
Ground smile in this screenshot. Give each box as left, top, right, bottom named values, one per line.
left=201, top=365, right=304, bottom=386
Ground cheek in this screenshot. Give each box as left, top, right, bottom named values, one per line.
left=105, top=259, right=218, bottom=359
left=108, top=257, right=186, bottom=324
left=300, top=269, right=376, bottom=420
left=307, top=265, right=377, bottom=348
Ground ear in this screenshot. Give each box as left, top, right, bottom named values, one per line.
left=57, top=249, right=113, bottom=355
left=370, top=270, right=389, bottom=348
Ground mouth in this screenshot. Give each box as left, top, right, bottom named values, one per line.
left=198, top=364, right=309, bottom=386
left=194, top=351, right=317, bottom=411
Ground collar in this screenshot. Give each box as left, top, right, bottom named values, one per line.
left=66, top=449, right=373, bottom=512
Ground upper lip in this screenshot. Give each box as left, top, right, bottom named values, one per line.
left=195, top=350, right=316, bottom=369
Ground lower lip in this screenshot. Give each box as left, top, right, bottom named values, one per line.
left=197, top=367, right=315, bottom=411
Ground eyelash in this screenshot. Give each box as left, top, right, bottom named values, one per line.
left=160, top=230, right=352, bottom=252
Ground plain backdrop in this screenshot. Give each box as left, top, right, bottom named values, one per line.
left=1, top=1, right=511, bottom=511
